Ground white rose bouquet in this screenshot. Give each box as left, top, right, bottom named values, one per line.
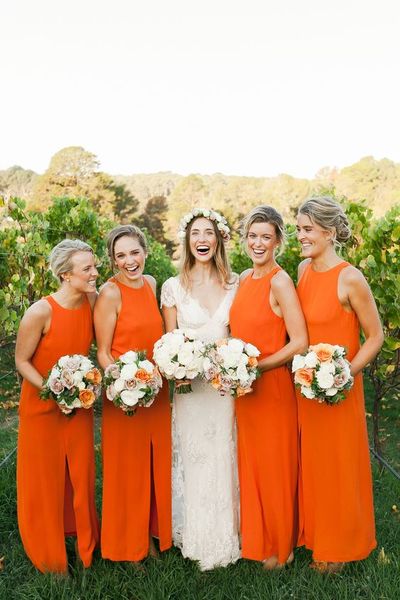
left=292, top=343, right=354, bottom=405
left=153, top=330, right=205, bottom=394
left=103, top=350, right=162, bottom=416
left=40, top=354, right=102, bottom=415
left=202, top=338, right=260, bottom=398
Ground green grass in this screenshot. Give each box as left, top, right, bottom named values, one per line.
left=0, top=381, right=399, bottom=600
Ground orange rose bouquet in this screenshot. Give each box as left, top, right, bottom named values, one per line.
left=104, top=350, right=162, bottom=416
left=202, top=338, right=261, bottom=399
left=40, top=354, right=102, bottom=415
left=292, top=343, right=353, bottom=405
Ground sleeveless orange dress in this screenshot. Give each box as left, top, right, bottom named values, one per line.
left=101, top=277, right=172, bottom=561
left=229, top=267, right=298, bottom=563
left=297, top=262, right=376, bottom=562
left=17, top=295, right=99, bottom=573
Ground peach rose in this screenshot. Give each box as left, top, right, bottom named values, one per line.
left=79, top=389, right=96, bottom=408
left=248, top=356, right=258, bottom=368
left=310, top=343, right=334, bottom=362
left=294, top=368, right=314, bottom=387
left=236, top=386, right=251, bottom=397
left=136, top=369, right=152, bottom=382
left=85, top=368, right=102, bottom=385
left=216, top=339, right=228, bottom=347
left=211, top=374, right=221, bottom=389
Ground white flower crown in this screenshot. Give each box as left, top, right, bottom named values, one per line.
left=177, top=208, right=230, bottom=242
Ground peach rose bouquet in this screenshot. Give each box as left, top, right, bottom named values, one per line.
left=104, top=350, right=162, bottom=416
left=40, top=354, right=102, bottom=415
left=202, top=338, right=261, bottom=399
left=292, top=343, right=353, bottom=405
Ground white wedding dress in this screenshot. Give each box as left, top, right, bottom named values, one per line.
left=161, top=276, right=240, bottom=570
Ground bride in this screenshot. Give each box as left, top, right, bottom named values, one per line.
left=161, top=208, right=240, bottom=570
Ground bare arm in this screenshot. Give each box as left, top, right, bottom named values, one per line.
left=297, top=258, right=310, bottom=284
left=15, top=300, right=51, bottom=389
left=340, top=267, right=384, bottom=376
left=144, top=274, right=157, bottom=296
left=162, top=305, right=178, bottom=332
left=94, top=283, right=120, bottom=369
left=258, top=271, right=308, bottom=373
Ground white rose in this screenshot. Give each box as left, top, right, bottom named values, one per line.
left=73, top=371, right=84, bottom=385
left=120, top=363, right=138, bottom=380
left=121, top=389, right=143, bottom=407
left=138, top=359, right=154, bottom=372
left=51, top=367, right=61, bottom=378
left=163, top=363, right=176, bottom=377
left=333, top=345, right=345, bottom=357
left=203, top=357, right=212, bottom=371
left=316, top=370, right=335, bottom=389
left=301, top=385, right=315, bottom=399
left=174, top=366, right=187, bottom=379
left=72, top=397, right=82, bottom=408
left=120, top=350, right=138, bottom=364
left=80, top=358, right=93, bottom=372
left=319, top=361, right=335, bottom=375
left=304, top=352, right=318, bottom=368
left=292, top=354, right=306, bottom=372
left=325, top=388, right=338, bottom=397
left=245, top=343, right=260, bottom=357
left=227, top=338, right=244, bottom=353
left=114, top=378, right=126, bottom=392
left=58, top=356, right=69, bottom=367
left=78, top=381, right=86, bottom=391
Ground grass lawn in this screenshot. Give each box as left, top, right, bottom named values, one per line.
left=0, top=375, right=399, bottom=600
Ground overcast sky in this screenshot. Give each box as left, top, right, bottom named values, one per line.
left=1, top=0, right=399, bottom=178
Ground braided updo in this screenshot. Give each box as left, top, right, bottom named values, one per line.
left=298, top=196, right=351, bottom=246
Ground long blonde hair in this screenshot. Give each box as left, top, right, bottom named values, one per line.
left=179, top=216, right=232, bottom=290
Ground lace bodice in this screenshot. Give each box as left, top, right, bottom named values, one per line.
left=160, top=276, right=238, bottom=343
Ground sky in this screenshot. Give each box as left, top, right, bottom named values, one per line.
left=1, top=0, right=399, bottom=178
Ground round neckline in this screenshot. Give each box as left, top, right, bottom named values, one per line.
left=250, top=265, right=281, bottom=281
left=309, top=261, right=347, bottom=274
left=49, top=294, right=87, bottom=311
left=114, top=274, right=145, bottom=290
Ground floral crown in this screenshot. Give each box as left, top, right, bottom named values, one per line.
left=178, top=208, right=230, bottom=242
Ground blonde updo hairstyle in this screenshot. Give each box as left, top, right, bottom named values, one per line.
left=49, top=239, right=94, bottom=282
left=241, top=205, right=286, bottom=255
left=298, top=196, right=351, bottom=247
left=106, top=225, right=147, bottom=270
left=180, top=215, right=232, bottom=290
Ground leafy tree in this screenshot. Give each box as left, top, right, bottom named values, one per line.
left=31, top=146, right=117, bottom=216
left=110, top=182, right=140, bottom=224
left=137, top=196, right=176, bottom=255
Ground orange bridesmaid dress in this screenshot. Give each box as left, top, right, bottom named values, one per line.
left=229, top=267, right=298, bottom=563
left=297, top=261, right=376, bottom=562
left=101, top=277, right=171, bottom=561
left=17, top=295, right=99, bottom=573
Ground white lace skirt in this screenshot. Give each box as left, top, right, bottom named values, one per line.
left=172, top=380, right=240, bottom=570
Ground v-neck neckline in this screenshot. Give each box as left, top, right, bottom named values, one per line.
left=179, top=279, right=232, bottom=319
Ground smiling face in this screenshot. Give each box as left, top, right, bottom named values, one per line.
left=296, top=213, right=333, bottom=258
left=188, top=217, right=218, bottom=263
left=113, top=235, right=146, bottom=284
left=246, top=221, right=279, bottom=267
left=64, top=251, right=98, bottom=293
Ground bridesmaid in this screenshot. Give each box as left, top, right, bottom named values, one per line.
left=15, top=239, right=99, bottom=573
left=296, top=196, right=383, bottom=573
left=95, top=225, right=171, bottom=564
left=229, top=205, right=308, bottom=569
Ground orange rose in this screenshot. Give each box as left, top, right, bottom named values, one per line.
left=136, top=369, right=152, bottom=382
left=85, top=368, right=102, bottom=384
left=211, top=375, right=221, bottom=389
left=310, top=343, right=334, bottom=362
left=248, top=356, right=258, bottom=368
left=236, top=386, right=251, bottom=397
left=79, top=389, right=96, bottom=408
left=294, top=368, right=314, bottom=387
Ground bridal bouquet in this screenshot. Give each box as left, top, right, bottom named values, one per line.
left=40, top=354, right=102, bottom=415
left=104, top=350, right=162, bottom=416
left=202, top=338, right=260, bottom=398
left=153, top=330, right=205, bottom=394
left=292, top=343, right=353, bottom=405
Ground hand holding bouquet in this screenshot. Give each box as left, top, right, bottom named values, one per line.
left=202, top=338, right=260, bottom=398
left=153, top=330, right=205, bottom=394
left=41, top=354, right=102, bottom=415
left=104, top=350, right=162, bottom=416
left=292, top=343, right=353, bottom=405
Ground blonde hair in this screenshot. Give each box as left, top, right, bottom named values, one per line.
left=298, top=196, right=351, bottom=246
left=49, top=239, right=94, bottom=282
left=106, top=225, right=147, bottom=269
left=179, top=215, right=232, bottom=290
left=240, top=205, right=286, bottom=247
